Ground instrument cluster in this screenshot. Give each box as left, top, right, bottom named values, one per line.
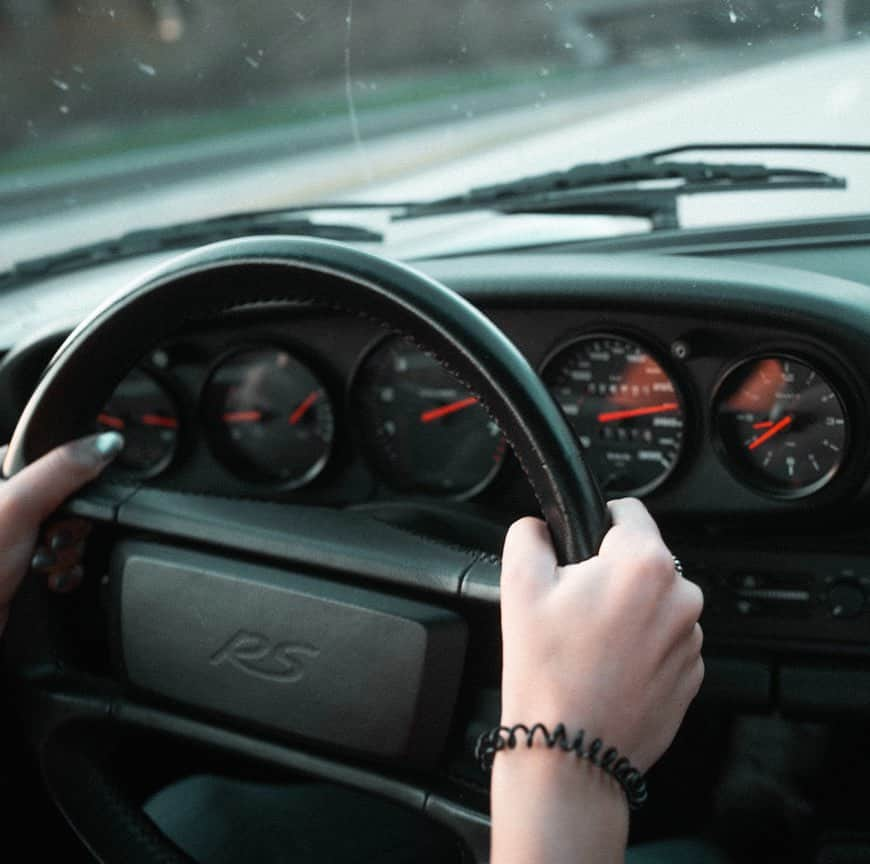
left=96, top=329, right=854, bottom=503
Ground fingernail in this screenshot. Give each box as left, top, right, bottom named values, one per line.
left=50, top=565, right=83, bottom=593
left=31, top=547, right=56, bottom=571
left=93, top=431, right=124, bottom=460
left=50, top=529, right=76, bottom=550
left=70, top=432, right=125, bottom=468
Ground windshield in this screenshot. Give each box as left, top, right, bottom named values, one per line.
left=2, top=1, right=870, bottom=262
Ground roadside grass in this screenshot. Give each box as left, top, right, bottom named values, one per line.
left=0, top=64, right=581, bottom=180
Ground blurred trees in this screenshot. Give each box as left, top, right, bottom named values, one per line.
left=0, top=0, right=864, bottom=151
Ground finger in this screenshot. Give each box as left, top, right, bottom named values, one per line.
left=598, top=497, right=664, bottom=560
left=45, top=518, right=92, bottom=552
left=675, top=652, right=705, bottom=708
left=690, top=622, right=704, bottom=657
left=47, top=565, right=84, bottom=594
left=500, top=517, right=558, bottom=606
left=607, top=497, right=662, bottom=534
left=655, top=623, right=705, bottom=695
left=0, top=432, right=123, bottom=525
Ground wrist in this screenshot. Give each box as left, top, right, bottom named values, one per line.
left=480, top=720, right=647, bottom=808
left=493, top=742, right=629, bottom=815
left=491, top=747, right=629, bottom=864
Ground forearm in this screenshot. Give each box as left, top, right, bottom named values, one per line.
left=491, top=749, right=629, bottom=864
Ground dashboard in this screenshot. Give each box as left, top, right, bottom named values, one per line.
left=4, top=247, right=870, bottom=667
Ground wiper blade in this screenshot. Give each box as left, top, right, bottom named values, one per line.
left=397, top=155, right=846, bottom=229
left=640, top=141, right=870, bottom=160
left=0, top=210, right=383, bottom=288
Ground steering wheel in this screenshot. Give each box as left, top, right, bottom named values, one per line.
left=2, top=237, right=608, bottom=864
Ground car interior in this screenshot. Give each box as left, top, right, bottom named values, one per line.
left=4, top=3, right=870, bottom=864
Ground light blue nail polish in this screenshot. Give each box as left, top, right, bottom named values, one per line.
left=50, top=529, right=75, bottom=550
left=52, top=565, right=83, bottom=593
left=31, top=547, right=55, bottom=571
left=93, top=431, right=124, bottom=460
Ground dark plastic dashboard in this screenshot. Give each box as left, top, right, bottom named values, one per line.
left=4, top=246, right=870, bottom=668
left=5, top=252, right=870, bottom=516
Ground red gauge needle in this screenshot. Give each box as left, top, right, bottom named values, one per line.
left=420, top=396, right=478, bottom=424
left=747, top=415, right=793, bottom=451
left=141, top=413, right=178, bottom=429
left=97, top=413, right=125, bottom=430
left=222, top=410, right=262, bottom=423
left=597, top=402, right=679, bottom=423
left=289, top=391, right=320, bottom=425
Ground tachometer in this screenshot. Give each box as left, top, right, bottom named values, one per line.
left=202, top=346, right=334, bottom=486
left=97, top=368, right=180, bottom=478
left=712, top=355, right=848, bottom=497
left=353, top=336, right=505, bottom=496
left=541, top=334, right=685, bottom=497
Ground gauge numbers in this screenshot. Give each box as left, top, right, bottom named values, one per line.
left=542, top=335, right=685, bottom=497
left=203, top=347, right=334, bottom=486
left=354, top=336, right=505, bottom=497
left=713, top=355, right=847, bottom=497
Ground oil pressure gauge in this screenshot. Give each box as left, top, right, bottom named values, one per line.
left=712, top=354, right=848, bottom=497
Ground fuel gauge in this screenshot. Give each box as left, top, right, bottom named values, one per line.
left=97, top=368, right=180, bottom=478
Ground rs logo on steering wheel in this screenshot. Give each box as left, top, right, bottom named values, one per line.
left=210, top=630, right=320, bottom=683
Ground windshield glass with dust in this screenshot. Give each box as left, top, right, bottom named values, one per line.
left=2, top=1, right=869, bottom=257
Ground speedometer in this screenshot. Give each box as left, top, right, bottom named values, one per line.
left=542, top=334, right=686, bottom=497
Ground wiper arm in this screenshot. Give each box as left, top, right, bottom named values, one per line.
left=0, top=210, right=383, bottom=289
left=397, top=155, right=846, bottom=229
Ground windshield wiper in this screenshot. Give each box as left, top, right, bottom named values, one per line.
left=397, top=154, right=847, bottom=230
left=0, top=210, right=383, bottom=289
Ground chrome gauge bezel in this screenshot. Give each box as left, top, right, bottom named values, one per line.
left=98, top=365, right=183, bottom=481
left=709, top=350, right=851, bottom=500
left=539, top=330, right=689, bottom=499
left=200, top=342, right=336, bottom=489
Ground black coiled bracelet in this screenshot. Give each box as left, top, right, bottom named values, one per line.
left=474, top=723, right=648, bottom=810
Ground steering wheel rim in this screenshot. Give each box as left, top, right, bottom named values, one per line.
left=4, top=235, right=607, bottom=563
left=3, top=236, right=608, bottom=863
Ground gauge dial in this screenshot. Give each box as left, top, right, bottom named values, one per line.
left=97, top=368, right=180, bottom=478
left=353, top=336, right=505, bottom=496
left=542, top=335, right=685, bottom=497
left=712, top=355, right=847, bottom=497
left=203, top=347, right=334, bottom=485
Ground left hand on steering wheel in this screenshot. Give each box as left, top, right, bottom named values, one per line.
left=0, top=431, right=122, bottom=635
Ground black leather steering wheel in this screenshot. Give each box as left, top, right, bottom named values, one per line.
left=2, top=237, right=608, bottom=863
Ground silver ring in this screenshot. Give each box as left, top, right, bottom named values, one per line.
left=672, top=555, right=684, bottom=578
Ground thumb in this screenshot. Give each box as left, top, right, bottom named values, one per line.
left=500, top=517, right=558, bottom=613
left=1, top=432, right=124, bottom=525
